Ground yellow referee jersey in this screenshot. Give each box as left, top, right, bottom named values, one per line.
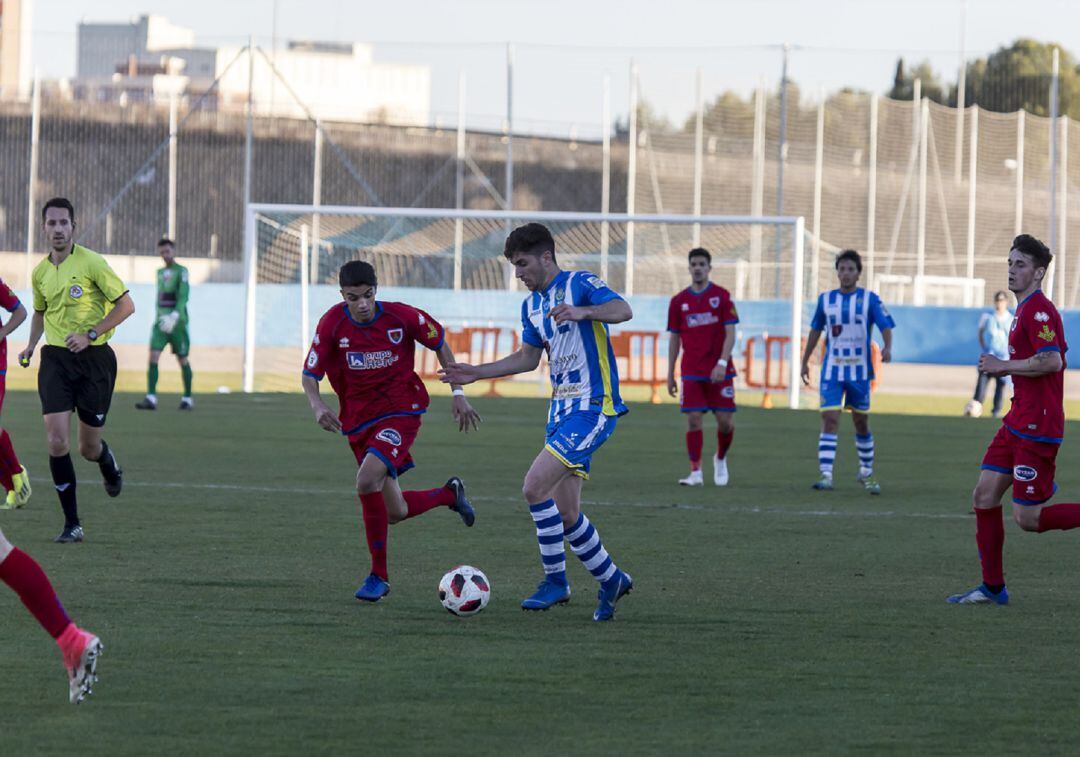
left=32, top=244, right=128, bottom=347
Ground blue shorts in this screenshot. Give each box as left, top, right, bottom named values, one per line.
left=544, top=411, right=618, bottom=480
left=820, top=377, right=871, bottom=413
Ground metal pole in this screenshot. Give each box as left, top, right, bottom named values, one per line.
left=626, top=61, right=638, bottom=296
left=1057, top=116, right=1068, bottom=303
left=242, top=38, right=257, bottom=393
left=910, top=78, right=921, bottom=274
left=24, top=68, right=40, bottom=288
left=505, top=43, right=514, bottom=213
left=775, top=43, right=790, bottom=298
left=917, top=97, right=929, bottom=282
left=867, top=93, right=878, bottom=288
left=750, top=81, right=765, bottom=299
left=1015, top=110, right=1025, bottom=236
left=454, top=71, right=466, bottom=292
left=600, top=74, right=611, bottom=281
left=954, top=0, right=967, bottom=185
left=1050, top=47, right=1059, bottom=260
left=692, top=67, right=704, bottom=247
left=810, top=89, right=824, bottom=302
left=788, top=215, right=805, bottom=410
left=966, top=107, right=978, bottom=294
left=300, top=223, right=309, bottom=364
left=168, top=93, right=178, bottom=240
left=311, top=122, right=322, bottom=284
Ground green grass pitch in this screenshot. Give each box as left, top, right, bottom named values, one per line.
left=3, top=390, right=1080, bottom=754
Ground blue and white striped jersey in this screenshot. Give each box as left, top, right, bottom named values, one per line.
left=810, top=287, right=895, bottom=382
left=520, top=270, right=629, bottom=425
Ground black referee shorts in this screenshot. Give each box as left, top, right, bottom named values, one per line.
left=38, top=344, right=118, bottom=427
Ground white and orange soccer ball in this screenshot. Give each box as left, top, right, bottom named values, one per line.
left=438, top=565, right=491, bottom=617
left=964, top=399, right=983, bottom=418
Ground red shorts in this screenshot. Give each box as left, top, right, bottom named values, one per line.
left=681, top=378, right=736, bottom=413
left=348, top=414, right=423, bottom=479
left=981, top=425, right=1059, bottom=505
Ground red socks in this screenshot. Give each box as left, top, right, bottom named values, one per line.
left=975, top=507, right=1005, bottom=587
left=686, top=430, right=703, bottom=471
left=1038, top=503, right=1080, bottom=532
left=402, top=485, right=455, bottom=519
left=359, top=493, right=389, bottom=580
left=717, top=429, right=734, bottom=460
left=0, top=548, right=72, bottom=639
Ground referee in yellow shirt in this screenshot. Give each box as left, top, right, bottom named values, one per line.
left=19, top=198, right=135, bottom=543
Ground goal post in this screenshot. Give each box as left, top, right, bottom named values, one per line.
left=242, top=204, right=806, bottom=408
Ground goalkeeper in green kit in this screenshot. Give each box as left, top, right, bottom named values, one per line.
left=136, top=238, right=193, bottom=410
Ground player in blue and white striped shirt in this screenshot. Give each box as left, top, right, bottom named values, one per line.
left=439, top=223, right=634, bottom=622
left=800, top=249, right=895, bottom=493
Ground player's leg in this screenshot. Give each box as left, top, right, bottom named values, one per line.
left=136, top=339, right=164, bottom=409
left=1010, top=440, right=1080, bottom=534
left=76, top=419, right=122, bottom=498
left=44, top=412, right=82, bottom=542
left=679, top=408, right=705, bottom=486
left=520, top=449, right=575, bottom=609
left=175, top=328, right=193, bottom=410
left=0, top=377, right=29, bottom=509
left=849, top=389, right=879, bottom=494
left=711, top=377, right=736, bottom=486
left=0, top=527, right=102, bottom=703
left=814, top=410, right=840, bottom=490
left=74, top=345, right=122, bottom=497
left=990, top=375, right=1006, bottom=418
left=353, top=451, right=392, bottom=599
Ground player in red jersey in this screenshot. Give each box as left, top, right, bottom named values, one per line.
left=0, top=277, right=32, bottom=509
left=666, top=248, right=739, bottom=486
left=301, top=261, right=482, bottom=602
left=948, top=234, right=1080, bottom=605
left=0, top=528, right=102, bottom=702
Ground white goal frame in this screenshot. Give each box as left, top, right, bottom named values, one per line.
left=242, top=204, right=806, bottom=408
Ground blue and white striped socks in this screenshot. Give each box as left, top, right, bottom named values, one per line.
left=529, top=500, right=567, bottom=585
left=565, top=513, right=618, bottom=585
left=818, top=432, right=838, bottom=477
left=856, top=433, right=875, bottom=477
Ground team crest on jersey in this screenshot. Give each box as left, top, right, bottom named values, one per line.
left=709, top=296, right=720, bottom=308
left=831, top=324, right=843, bottom=337
left=69, top=284, right=83, bottom=299
left=375, top=428, right=402, bottom=446
left=1014, top=465, right=1038, bottom=482
left=586, top=275, right=606, bottom=289
left=163, top=270, right=172, bottom=281
left=1035, top=311, right=1050, bottom=322
left=1037, top=325, right=1056, bottom=342
left=306, top=349, right=318, bottom=369
left=387, top=328, right=404, bottom=344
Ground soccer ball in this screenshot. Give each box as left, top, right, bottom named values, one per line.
left=438, top=565, right=491, bottom=617
left=964, top=399, right=983, bottom=418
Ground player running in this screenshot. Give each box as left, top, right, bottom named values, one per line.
left=666, top=248, right=739, bottom=486
left=301, top=260, right=482, bottom=602
left=800, top=249, right=894, bottom=493
left=439, top=223, right=634, bottom=622
left=0, top=527, right=102, bottom=703
left=948, top=235, right=1080, bottom=605
left=136, top=238, right=193, bottom=411
left=0, top=275, right=31, bottom=510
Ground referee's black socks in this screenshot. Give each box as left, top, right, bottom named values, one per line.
left=49, top=453, right=79, bottom=527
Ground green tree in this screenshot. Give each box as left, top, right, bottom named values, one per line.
left=888, top=58, right=948, bottom=103
left=959, top=38, right=1080, bottom=117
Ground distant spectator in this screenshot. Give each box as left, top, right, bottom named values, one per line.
left=966, top=290, right=1013, bottom=418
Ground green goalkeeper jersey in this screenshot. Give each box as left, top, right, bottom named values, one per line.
left=156, top=263, right=190, bottom=325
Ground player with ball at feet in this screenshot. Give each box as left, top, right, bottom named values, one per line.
left=302, top=261, right=482, bottom=603
left=440, top=223, right=634, bottom=622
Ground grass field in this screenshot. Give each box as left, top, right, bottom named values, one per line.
left=4, top=389, right=1080, bottom=754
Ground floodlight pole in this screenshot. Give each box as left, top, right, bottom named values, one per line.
left=775, top=43, right=790, bottom=299
left=1049, top=46, right=1059, bottom=288
left=505, top=43, right=514, bottom=213
left=168, top=93, right=178, bottom=240
left=626, top=60, right=638, bottom=296
left=866, top=93, right=878, bottom=288
left=25, top=68, right=40, bottom=288
left=454, top=71, right=466, bottom=292
left=311, top=122, right=323, bottom=284
left=692, top=67, right=704, bottom=247
left=601, top=74, right=611, bottom=281
left=1014, top=110, right=1024, bottom=237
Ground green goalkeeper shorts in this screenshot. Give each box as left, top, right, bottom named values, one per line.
left=150, top=323, right=190, bottom=357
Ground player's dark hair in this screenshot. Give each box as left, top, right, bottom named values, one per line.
left=157, top=237, right=175, bottom=248
left=993, top=290, right=1008, bottom=301
left=41, top=197, right=75, bottom=223
left=835, top=249, right=862, bottom=272
left=339, top=260, right=377, bottom=288
left=1012, top=234, right=1052, bottom=270
left=688, top=247, right=711, bottom=264
left=503, top=223, right=557, bottom=262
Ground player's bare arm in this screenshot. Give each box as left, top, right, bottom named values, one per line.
left=301, top=374, right=342, bottom=433
left=708, top=323, right=737, bottom=382
left=666, top=332, right=681, bottom=396
left=18, top=310, right=46, bottom=366
left=0, top=304, right=27, bottom=343
left=434, top=341, right=482, bottom=433
left=880, top=327, right=893, bottom=363
left=800, top=328, right=823, bottom=385
left=550, top=298, right=632, bottom=325
left=980, top=349, right=1062, bottom=378
left=439, top=342, right=543, bottom=385
left=65, top=293, right=135, bottom=353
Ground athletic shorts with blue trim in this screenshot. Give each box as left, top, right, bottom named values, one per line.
left=544, top=410, right=618, bottom=480
left=348, top=414, right=421, bottom=479
left=819, top=377, right=871, bottom=413
left=681, top=378, right=736, bottom=413
left=981, top=424, right=1059, bottom=505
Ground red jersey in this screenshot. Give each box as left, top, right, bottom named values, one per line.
left=0, top=278, right=21, bottom=369
left=1004, top=289, right=1067, bottom=444
left=667, top=282, right=739, bottom=381
left=304, top=301, right=445, bottom=437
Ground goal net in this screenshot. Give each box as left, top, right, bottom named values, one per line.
left=242, top=204, right=807, bottom=406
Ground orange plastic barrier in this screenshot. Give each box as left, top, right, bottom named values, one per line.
left=609, top=330, right=663, bottom=403
left=742, top=335, right=791, bottom=391
left=417, top=327, right=519, bottom=397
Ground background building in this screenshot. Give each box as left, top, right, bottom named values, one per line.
left=0, top=0, right=33, bottom=99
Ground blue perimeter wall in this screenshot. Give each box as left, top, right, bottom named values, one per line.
left=21, top=283, right=1073, bottom=367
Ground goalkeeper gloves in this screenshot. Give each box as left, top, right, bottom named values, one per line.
left=157, top=311, right=181, bottom=334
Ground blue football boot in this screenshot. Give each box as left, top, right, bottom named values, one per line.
left=946, top=584, right=1009, bottom=605
left=445, top=477, right=475, bottom=527
left=521, top=578, right=571, bottom=610
left=593, top=570, right=634, bottom=622
left=355, top=573, right=390, bottom=602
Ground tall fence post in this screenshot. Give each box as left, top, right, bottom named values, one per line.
left=24, top=69, right=40, bottom=288
left=600, top=74, right=611, bottom=282
left=788, top=215, right=805, bottom=411
left=774, top=43, right=790, bottom=298
left=1014, top=110, right=1024, bottom=236
left=692, top=67, right=704, bottom=247
left=749, top=81, right=765, bottom=299
left=916, top=96, right=929, bottom=283
left=167, top=93, right=178, bottom=240
left=1049, top=47, right=1060, bottom=269
left=910, top=79, right=921, bottom=268
left=626, top=61, right=638, bottom=296
left=453, top=71, right=466, bottom=292
left=241, top=38, right=257, bottom=394
left=866, top=93, right=878, bottom=288
left=810, top=89, right=824, bottom=302
left=505, top=43, right=514, bottom=214
left=311, top=122, right=322, bottom=285
left=1057, top=116, right=1068, bottom=304
left=966, top=107, right=979, bottom=295
left=954, top=0, right=967, bottom=186
left=300, top=223, right=309, bottom=364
